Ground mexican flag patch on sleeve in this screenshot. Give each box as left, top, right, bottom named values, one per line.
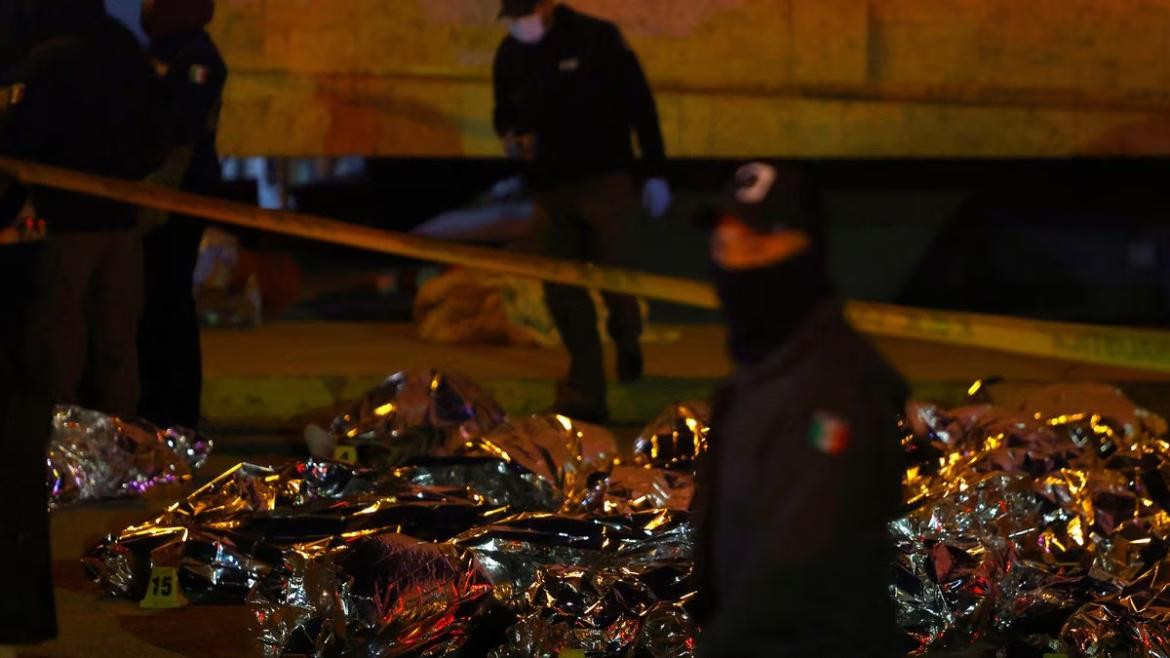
left=6, top=83, right=26, bottom=107
left=808, top=411, right=851, bottom=456
left=189, top=64, right=209, bottom=85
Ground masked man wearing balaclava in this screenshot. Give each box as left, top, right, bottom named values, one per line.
left=692, top=163, right=909, bottom=657
left=137, top=0, right=226, bottom=430
left=492, top=0, right=672, bottom=423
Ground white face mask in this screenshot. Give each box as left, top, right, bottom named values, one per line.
left=509, top=14, right=546, bottom=44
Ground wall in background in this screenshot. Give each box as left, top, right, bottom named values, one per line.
left=211, top=0, right=1170, bottom=157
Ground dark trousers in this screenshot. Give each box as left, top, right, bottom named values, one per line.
left=534, top=172, right=642, bottom=416
left=29, top=229, right=144, bottom=417
left=139, top=218, right=205, bottom=429
left=0, top=243, right=57, bottom=644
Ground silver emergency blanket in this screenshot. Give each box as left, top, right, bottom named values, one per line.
left=458, top=510, right=695, bottom=658
left=489, top=561, right=697, bottom=658
left=453, top=509, right=693, bottom=608
left=896, top=383, right=1170, bottom=656
left=48, top=405, right=211, bottom=509
left=632, top=401, right=710, bottom=471
left=250, top=533, right=494, bottom=657
left=376, top=414, right=619, bottom=513
left=579, top=465, right=695, bottom=515
left=455, top=414, right=619, bottom=511
left=248, top=511, right=694, bottom=658
left=86, top=396, right=698, bottom=657
left=82, top=460, right=498, bottom=603
left=1062, top=562, right=1170, bottom=656
left=331, top=369, right=506, bottom=467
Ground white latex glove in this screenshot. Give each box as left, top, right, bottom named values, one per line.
left=490, top=175, right=526, bottom=200
left=642, top=177, right=672, bottom=219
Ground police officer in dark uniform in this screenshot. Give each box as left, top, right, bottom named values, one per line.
left=0, top=0, right=44, bottom=358
left=694, top=163, right=909, bottom=656
left=137, top=0, right=227, bottom=429
left=493, top=0, right=672, bottom=423
left=0, top=0, right=41, bottom=71
left=0, top=0, right=118, bottom=647
left=2, top=0, right=163, bottom=418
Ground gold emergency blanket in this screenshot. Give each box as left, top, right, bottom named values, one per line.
left=897, top=383, right=1170, bottom=655
left=84, top=389, right=711, bottom=657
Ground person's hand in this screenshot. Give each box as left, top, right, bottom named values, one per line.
left=490, top=175, right=526, bottom=200
left=642, top=177, right=672, bottom=219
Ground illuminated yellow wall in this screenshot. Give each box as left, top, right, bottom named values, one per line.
left=212, top=0, right=1170, bottom=157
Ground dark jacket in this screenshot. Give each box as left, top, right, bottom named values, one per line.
left=0, top=0, right=43, bottom=75
left=0, top=13, right=162, bottom=233
left=492, top=4, right=666, bottom=184
left=695, top=301, right=909, bottom=657
left=148, top=28, right=226, bottom=195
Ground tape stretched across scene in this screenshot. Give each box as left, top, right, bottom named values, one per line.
left=3, top=155, right=1170, bottom=373
left=846, top=302, right=1170, bottom=373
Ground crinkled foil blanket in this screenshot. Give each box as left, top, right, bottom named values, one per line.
left=85, top=371, right=703, bottom=657
left=49, top=405, right=211, bottom=509
left=84, top=370, right=1169, bottom=657
left=899, top=383, right=1170, bottom=656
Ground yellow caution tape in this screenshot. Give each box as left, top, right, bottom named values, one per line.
left=4, top=156, right=1170, bottom=373
left=0, top=156, right=717, bottom=309
left=846, top=302, right=1170, bottom=373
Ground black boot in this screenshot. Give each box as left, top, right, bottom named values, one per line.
left=617, top=343, right=644, bottom=384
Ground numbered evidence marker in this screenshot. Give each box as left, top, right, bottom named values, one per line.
left=333, top=444, right=358, bottom=465
left=140, top=566, right=186, bottom=609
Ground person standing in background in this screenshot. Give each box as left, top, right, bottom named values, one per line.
left=2, top=0, right=163, bottom=418
left=137, top=0, right=227, bottom=429
left=493, top=0, right=672, bottom=423
left=693, top=163, right=908, bottom=657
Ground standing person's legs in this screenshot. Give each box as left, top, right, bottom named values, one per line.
left=27, top=233, right=97, bottom=407
left=139, top=218, right=204, bottom=428
left=0, top=351, right=56, bottom=644
left=88, top=229, right=144, bottom=417
left=0, top=245, right=58, bottom=645
left=0, top=340, right=56, bottom=645
left=579, top=173, right=644, bottom=382
left=534, top=183, right=608, bottom=421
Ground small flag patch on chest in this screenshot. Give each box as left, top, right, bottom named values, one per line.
left=189, top=64, right=209, bottom=84
left=7, top=83, right=26, bottom=106
left=808, top=411, right=851, bottom=456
